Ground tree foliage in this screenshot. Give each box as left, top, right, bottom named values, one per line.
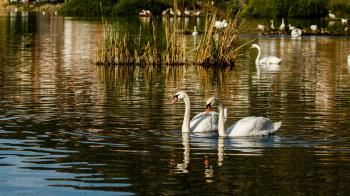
left=242, top=0, right=349, bottom=18
left=58, top=0, right=350, bottom=18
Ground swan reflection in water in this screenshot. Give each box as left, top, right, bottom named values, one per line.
left=171, top=132, right=284, bottom=179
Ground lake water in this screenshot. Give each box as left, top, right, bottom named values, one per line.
left=1, top=12, right=350, bottom=195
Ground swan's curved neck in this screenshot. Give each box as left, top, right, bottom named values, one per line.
left=255, top=47, right=261, bottom=66
left=218, top=104, right=226, bottom=137
left=182, top=96, right=191, bottom=133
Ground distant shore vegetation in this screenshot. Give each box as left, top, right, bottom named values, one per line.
left=56, top=0, right=350, bottom=18
left=242, top=0, right=350, bottom=18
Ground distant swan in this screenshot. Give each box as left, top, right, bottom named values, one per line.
left=291, top=28, right=302, bottom=37
left=270, top=20, right=275, bottom=30
left=288, top=24, right=295, bottom=31
left=214, top=97, right=282, bottom=137
left=328, top=10, right=336, bottom=19
left=348, top=54, right=350, bottom=65
left=310, top=25, right=317, bottom=32
left=251, top=44, right=282, bottom=66
left=192, top=26, right=198, bottom=36
left=279, top=18, right=285, bottom=32
left=171, top=91, right=226, bottom=133
left=257, top=24, right=266, bottom=32
left=214, top=20, right=228, bottom=29
left=342, top=18, right=348, bottom=25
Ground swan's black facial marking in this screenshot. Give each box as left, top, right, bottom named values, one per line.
left=205, top=104, right=212, bottom=115
left=206, top=103, right=212, bottom=109
left=171, top=94, right=179, bottom=104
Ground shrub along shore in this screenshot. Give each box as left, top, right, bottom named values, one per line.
left=56, top=0, right=349, bottom=18
left=2, top=0, right=350, bottom=18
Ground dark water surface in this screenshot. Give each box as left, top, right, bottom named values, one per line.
left=1, top=12, right=350, bottom=195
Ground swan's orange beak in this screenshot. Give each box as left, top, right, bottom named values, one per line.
left=170, top=96, right=178, bottom=105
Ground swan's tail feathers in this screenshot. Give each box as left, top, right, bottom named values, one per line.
left=224, top=108, right=228, bottom=122
left=272, top=121, right=282, bottom=133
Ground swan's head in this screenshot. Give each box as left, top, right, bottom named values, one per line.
left=206, top=96, right=217, bottom=106
left=171, top=91, right=188, bottom=104
left=251, top=44, right=260, bottom=49
left=205, top=96, right=218, bottom=114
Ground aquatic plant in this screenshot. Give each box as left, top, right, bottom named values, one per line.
left=95, top=5, right=247, bottom=67
left=195, top=9, right=249, bottom=67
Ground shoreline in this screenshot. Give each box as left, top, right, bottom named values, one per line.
left=0, top=3, right=63, bottom=14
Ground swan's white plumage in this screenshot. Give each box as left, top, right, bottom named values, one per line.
left=190, top=111, right=219, bottom=133
left=216, top=98, right=282, bottom=137
left=214, top=20, right=228, bottom=29
left=251, top=44, right=282, bottom=66
left=225, top=116, right=281, bottom=137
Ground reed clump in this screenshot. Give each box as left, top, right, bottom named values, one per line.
left=95, top=10, right=248, bottom=67
left=196, top=10, right=249, bottom=67
left=95, top=17, right=187, bottom=66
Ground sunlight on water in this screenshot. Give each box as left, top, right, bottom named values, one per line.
left=1, top=12, right=350, bottom=195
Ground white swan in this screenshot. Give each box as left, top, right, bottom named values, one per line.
left=257, top=24, right=266, bottom=32
left=270, top=20, right=275, bottom=30
left=291, top=28, right=302, bottom=38
left=251, top=44, right=282, bottom=66
left=341, top=18, right=348, bottom=25
left=310, top=25, right=318, bottom=32
left=192, top=26, right=198, bottom=36
left=288, top=24, right=295, bottom=31
left=348, top=54, right=350, bottom=65
left=214, top=20, right=228, bottom=29
left=328, top=10, right=336, bottom=19
left=279, top=18, right=285, bottom=32
left=171, top=91, right=226, bottom=133
left=215, top=98, right=282, bottom=137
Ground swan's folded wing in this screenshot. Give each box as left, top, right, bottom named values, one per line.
left=190, top=111, right=219, bottom=133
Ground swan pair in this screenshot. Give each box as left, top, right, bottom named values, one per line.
left=171, top=91, right=281, bottom=137
left=251, top=44, right=282, bottom=66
